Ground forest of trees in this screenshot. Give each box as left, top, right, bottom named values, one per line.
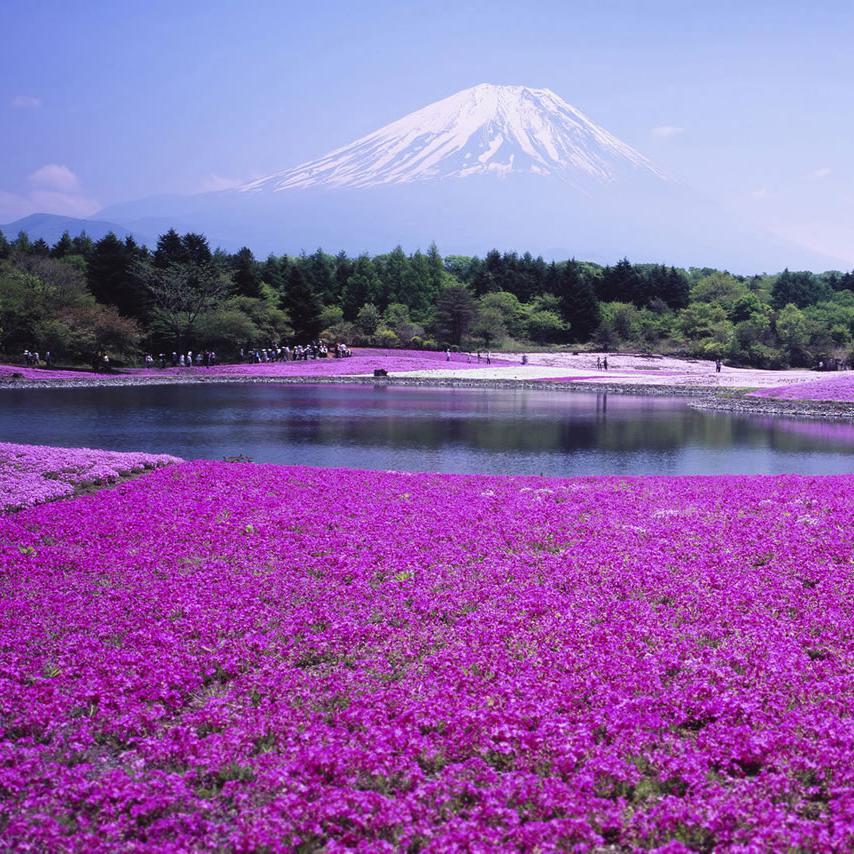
left=1, top=226, right=853, bottom=369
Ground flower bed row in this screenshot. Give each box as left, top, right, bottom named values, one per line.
left=1, top=460, right=851, bottom=849
left=0, top=442, right=180, bottom=512
left=750, top=374, right=854, bottom=402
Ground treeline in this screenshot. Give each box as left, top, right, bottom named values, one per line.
left=1, top=227, right=853, bottom=368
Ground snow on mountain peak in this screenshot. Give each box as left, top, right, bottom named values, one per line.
left=240, top=83, right=665, bottom=192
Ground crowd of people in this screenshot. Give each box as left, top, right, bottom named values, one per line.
left=22, top=350, right=54, bottom=368
left=239, top=342, right=352, bottom=363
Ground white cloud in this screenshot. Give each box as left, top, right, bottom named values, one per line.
left=651, top=125, right=685, bottom=139
left=28, top=163, right=81, bottom=193
left=11, top=95, right=41, bottom=109
left=0, top=164, right=99, bottom=222
left=750, top=187, right=770, bottom=200
left=809, top=167, right=832, bottom=179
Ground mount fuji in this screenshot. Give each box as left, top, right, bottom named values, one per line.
left=241, top=84, right=665, bottom=191
left=96, top=84, right=836, bottom=271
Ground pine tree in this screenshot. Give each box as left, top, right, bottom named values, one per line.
left=71, top=232, right=93, bottom=257
left=555, top=261, right=601, bottom=341
left=426, top=242, right=445, bottom=296
left=51, top=231, right=74, bottom=258
left=599, top=258, right=643, bottom=304
left=0, top=230, right=10, bottom=260
left=87, top=233, right=150, bottom=320
left=232, top=247, right=261, bottom=298
left=342, top=255, right=381, bottom=320
left=435, top=285, right=477, bottom=345
left=153, top=229, right=187, bottom=268
left=283, top=266, right=323, bottom=342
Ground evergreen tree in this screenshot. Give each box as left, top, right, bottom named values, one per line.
left=231, top=247, right=261, bottom=298
left=283, top=266, right=323, bottom=341
left=342, top=255, right=381, bottom=320
left=407, top=249, right=434, bottom=314
left=0, top=230, right=9, bottom=260
left=261, top=254, right=286, bottom=294
left=12, top=231, right=31, bottom=253
left=426, top=242, right=445, bottom=296
left=380, top=245, right=410, bottom=307
left=556, top=261, right=601, bottom=341
left=435, top=285, right=477, bottom=345
left=662, top=266, right=690, bottom=309
left=87, top=233, right=150, bottom=320
left=472, top=249, right=504, bottom=296
left=771, top=269, right=830, bottom=308
left=182, top=233, right=213, bottom=266
left=153, top=229, right=188, bottom=268
left=599, top=258, right=644, bottom=304
left=31, top=238, right=51, bottom=257
left=71, top=232, right=93, bottom=257
left=51, top=231, right=74, bottom=258
left=301, top=249, right=337, bottom=304
left=334, top=251, right=354, bottom=305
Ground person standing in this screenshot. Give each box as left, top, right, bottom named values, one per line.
left=603, top=356, right=608, bottom=371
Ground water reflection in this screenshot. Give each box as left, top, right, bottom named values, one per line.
left=2, top=383, right=853, bottom=476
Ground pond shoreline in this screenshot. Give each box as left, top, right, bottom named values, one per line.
left=4, top=370, right=854, bottom=420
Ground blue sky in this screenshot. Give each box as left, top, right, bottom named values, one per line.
left=2, top=0, right=853, bottom=262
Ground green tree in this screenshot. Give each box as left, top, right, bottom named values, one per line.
left=342, top=255, right=381, bottom=320
left=51, top=231, right=75, bottom=259
left=471, top=305, right=507, bottom=348
left=87, top=233, right=150, bottom=320
left=231, top=247, right=261, bottom=298
left=480, top=291, right=528, bottom=339
left=599, top=258, right=644, bottom=304
left=772, top=269, right=830, bottom=309
left=555, top=261, right=600, bottom=341
left=356, top=303, right=382, bottom=337
left=775, top=303, right=810, bottom=365
left=282, top=266, right=323, bottom=342
left=435, top=285, right=477, bottom=345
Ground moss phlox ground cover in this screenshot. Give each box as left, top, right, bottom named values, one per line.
left=1, top=461, right=851, bottom=849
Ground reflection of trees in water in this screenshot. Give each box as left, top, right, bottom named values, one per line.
left=273, top=404, right=742, bottom=454
left=756, top=417, right=854, bottom=450
left=6, top=385, right=853, bottom=461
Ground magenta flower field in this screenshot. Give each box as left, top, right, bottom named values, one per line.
left=1, top=460, right=851, bottom=850
left=0, top=442, right=179, bottom=512
left=1, top=349, right=512, bottom=384
left=750, top=374, right=854, bottom=403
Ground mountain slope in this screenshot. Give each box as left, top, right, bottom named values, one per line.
left=0, top=213, right=140, bottom=245
left=241, top=84, right=665, bottom=192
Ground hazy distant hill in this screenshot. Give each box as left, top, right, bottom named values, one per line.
left=0, top=213, right=142, bottom=245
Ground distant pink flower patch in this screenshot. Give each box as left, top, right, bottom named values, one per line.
left=1, top=349, right=513, bottom=383
left=0, top=442, right=180, bottom=512
left=530, top=375, right=606, bottom=382
left=0, top=462, right=851, bottom=849
left=750, top=374, right=854, bottom=402
left=0, top=364, right=93, bottom=381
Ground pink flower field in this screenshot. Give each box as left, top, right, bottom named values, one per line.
left=0, top=442, right=180, bottom=512
left=750, top=374, right=854, bottom=403
left=1, top=349, right=512, bottom=384
left=1, top=460, right=852, bottom=850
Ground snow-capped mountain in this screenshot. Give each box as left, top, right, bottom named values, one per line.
left=94, top=84, right=843, bottom=270
left=241, top=84, right=665, bottom=192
